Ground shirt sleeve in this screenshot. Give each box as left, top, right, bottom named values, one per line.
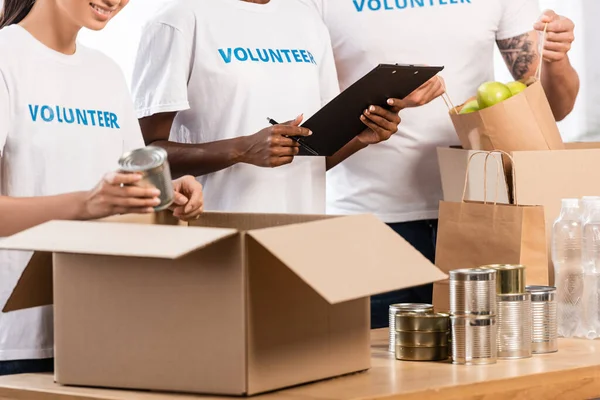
left=130, top=21, right=194, bottom=119
left=0, top=71, right=9, bottom=155
left=298, top=0, right=326, bottom=18
left=496, top=0, right=541, bottom=40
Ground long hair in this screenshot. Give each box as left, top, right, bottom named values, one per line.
left=0, top=0, right=36, bottom=29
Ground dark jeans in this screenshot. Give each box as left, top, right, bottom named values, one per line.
left=0, top=358, right=54, bottom=376
left=371, top=219, right=438, bottom=329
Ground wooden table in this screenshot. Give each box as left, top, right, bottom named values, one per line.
left=1, top=329, right=600, bottom=400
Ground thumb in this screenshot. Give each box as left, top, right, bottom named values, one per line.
left=283, top=113, right=304, bottom=127
left=172, top=191, right=188, bottom=206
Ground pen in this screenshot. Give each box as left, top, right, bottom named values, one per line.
left=266, top=117, right=319, bottom=156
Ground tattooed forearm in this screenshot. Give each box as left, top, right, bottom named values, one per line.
left=496, top=33, right=537, bottom=80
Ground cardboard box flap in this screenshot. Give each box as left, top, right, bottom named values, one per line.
left=0, top=220, right=237, bottom=259
left=247, top=214, right=447, bottom=304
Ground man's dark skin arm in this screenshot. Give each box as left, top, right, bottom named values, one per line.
left=140, top=104, right=401, bottom=178
left=496, top=11, right=579, bottom=121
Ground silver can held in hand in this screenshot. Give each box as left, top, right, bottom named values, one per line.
left=118, top=146, right=175, bottom=211
left=526, top=285, right=558, bottom=354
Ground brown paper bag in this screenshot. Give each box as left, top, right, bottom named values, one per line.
left=433, top=151, right=548, bottom=312
left=442, top=26, right=565, bottom=152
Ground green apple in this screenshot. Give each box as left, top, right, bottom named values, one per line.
left=476, top=81, right=513, bottom=109
left=506, top=80, right=527, bottom=96
left=459, top=99, right=480, bottom=114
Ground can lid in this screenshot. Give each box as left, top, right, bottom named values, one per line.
left=526, top=285, right=556, bottom=292
left=449, top=268, right=496, bottom=281
left=389, top=303, right=433, bottom=313
left=497, top=293, right=530, bottom=302
left=526, top=285, right=556, bottom=301
left=119, top=146, right=167, bottom=172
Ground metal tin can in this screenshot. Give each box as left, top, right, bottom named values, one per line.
left=118, top=146, right=174, bottom=211
left=496, top=293, right=532, bottom=359
left=388, top=303, right=433, bottom=352
left=450, top=315, right=497, bottom=365
left=395, top=330, right=449, bottom=347
left=526, top=285, right=558, bottom=354
left=395, top=312, right=449, bottom=332
left=484, top=264, right=526, bottom=295
left=449, top=268, right=497, bottom=316
left=395, top=344, right=449, bottom=362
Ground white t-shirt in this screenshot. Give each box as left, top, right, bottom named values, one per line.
left=302, top=0, right=540, bottom=223
left=131, top=0, right=339, bottom=214
left=0, top=25, right=144, bottom=361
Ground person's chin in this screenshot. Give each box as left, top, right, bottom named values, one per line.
left=84, top=19, right=111, bottom=31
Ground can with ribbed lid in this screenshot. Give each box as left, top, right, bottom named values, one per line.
left=118, top=146, right=174, bottom=211
left=527, top=285, right=558, bottom=354
left=450, top=268, right=497, bottom=316
left=484, top=264, right=526, bottom=294
left=450, top=315, right=497, bottom=365
left=496, top=293, right=532, bottom=359
left=388, top=303, right=433, bottom=352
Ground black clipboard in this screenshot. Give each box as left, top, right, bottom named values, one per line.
left=297, top=63, right=444, bottom=156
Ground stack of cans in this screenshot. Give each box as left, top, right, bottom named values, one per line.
left=487, top=265, right=532, bottom=359
left=394, top=312, right=450, bottom=361
left=388, top=303, right=433, bottom=353
left=449, top=268, right=498, bottom=365
left=527, top=285, right=558, bottom=354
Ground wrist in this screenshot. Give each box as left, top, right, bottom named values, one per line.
left=232, top=135, right=251, bottom=164
left=354, top=135, right=371, bottom=148
left=71, top=191, right=91, bottom=220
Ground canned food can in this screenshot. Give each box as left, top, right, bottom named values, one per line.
left=118, top=146, right=174, bottom=211
left=496, top=293, right=532, bottom=359
left=395, top=344, right=449, bottom=362
left=451, top=315, right=497, bottom=365
left=484, top=264, right=526, bottom=295
left=395, top=330, right=449, bottom=347
left=449, top=268, right=497, bottom=316
left=395, top=312, right=449, bottom=333
left=526, top=285, right=558, bottom=354
left=388, top=303, right=433, bottom=352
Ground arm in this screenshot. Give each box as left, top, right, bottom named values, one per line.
left=139, top=112, right=248, bottom=178
left=496, top=12, right=579, bottom=121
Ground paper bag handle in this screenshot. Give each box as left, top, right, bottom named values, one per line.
left=535, top=23, right=549, bottom=81
left=462, top=151, right=503, bottom=205
left=485, top=150, right=519, bottom=205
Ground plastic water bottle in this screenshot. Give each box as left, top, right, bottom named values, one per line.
left=582, top=198, right=600, bottom=339
left=552, top=198, right=584, bottom=338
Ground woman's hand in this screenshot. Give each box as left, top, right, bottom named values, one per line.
left=170, top=175, right=204, bottom=221
left=77, top=172, right=160, bottom=220
left=357, top=104, right=402, bottom=145
left=240, top=114, right=312, bottom=167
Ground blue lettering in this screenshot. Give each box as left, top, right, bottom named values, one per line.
left=97, top=110, right=105, bottom=127
left=383, top=0, right=394, bottom=9
left=63, top=108, right=75, bottom=124
left=234, top=47, right=248, bottom=61
left=257, top=49, right=269, bottom=62
left=307, top=51, right=316, bottom=65
left=76, top=109, right=88, bottom=125
left=450, top=0, right=458, bottom=3
left=247, top=48, right=259, bottom=62
left=28, top=104, right=39, bottom=122
left=87, top=110, right=97, bottom=126
left=429, top=0, right=434, bottom=5
left=439, top=0, right=447, bottom=4
left=353, top=0, right=366, bottom=11
left=218, top=48, right=232, bottom=64
left=291, top=50, right=302, bottom=63
left=411, top=0, right=424, bottom=6
left=461, top=0, right=471, bottom=3
left=41, top=106, right=54, bottom=122
left=269, top=49, right=283, bottom=63
left=55, top=106, right=63, bottom=123
left=396, top=0, right=407, bottom=8
left=103, top=112, right=111, bottom=128
left=281, top=49, right=292, bottom=62
left=300, top=50, right=310, bottom=63
left=368, top=0, right=381, bottom=10
left=110, top=113, right=120, bottom=129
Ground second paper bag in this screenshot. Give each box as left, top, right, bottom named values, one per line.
left=433, top=152, right=548, bottom=312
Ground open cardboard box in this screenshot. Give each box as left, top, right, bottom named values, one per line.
left=437, top=142, right=600, bottom=288
left=0, top=211, right=446, bottom=396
